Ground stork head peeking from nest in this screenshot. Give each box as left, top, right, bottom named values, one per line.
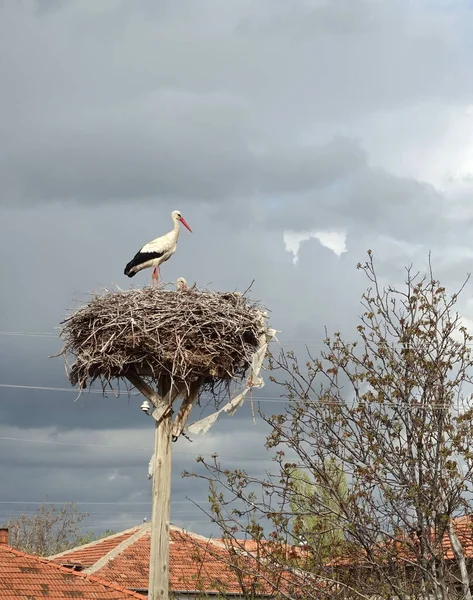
left=176, top=277, right=196, bottom=291
left=176, top=277, right=188, bottom=290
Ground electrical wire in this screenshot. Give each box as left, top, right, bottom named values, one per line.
left=0, top=329, right=472, bottom=347
left=0, top=383, right=139, bottom=395
left=0, top=500, right=206, bottom=505
left=0, top=434, right=274, bottom=461
left=0, top=382, right=459, bottom=409
left=0, top=331, right=58, bottom=337
left=0, top=382, right=286, bottom=402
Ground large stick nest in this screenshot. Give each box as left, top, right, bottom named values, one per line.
left=59, top=286, right=267, bottom=392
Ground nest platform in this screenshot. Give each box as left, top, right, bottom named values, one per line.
left=59, top=286, right=267, bottom=392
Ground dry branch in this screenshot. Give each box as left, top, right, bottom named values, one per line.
left=58, top=285, right=267, bottom=404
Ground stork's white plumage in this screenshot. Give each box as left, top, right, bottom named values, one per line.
left=176, top=277, right=196, bottom=291
left=124, top=210, right=192, bottom=285
left=176, top=277, right=188, bottom=290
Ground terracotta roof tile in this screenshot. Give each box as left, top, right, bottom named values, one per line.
left=51, top=524, right=290, bottom=595
left=330, top=515, right=473, bottom=568
left=50, top=526, right=143, bottom=568
left=441, top=516, right=473, bottom=560
left=0, top=545, right=144, bottom=599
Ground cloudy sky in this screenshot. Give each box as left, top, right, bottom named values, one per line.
left=2, top=0, right=473, bottom=539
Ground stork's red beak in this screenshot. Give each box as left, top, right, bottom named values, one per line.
left=180, top=216, right=192, bottom=232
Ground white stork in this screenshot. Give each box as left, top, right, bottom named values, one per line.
left=124, top=210, right=192, bottom=285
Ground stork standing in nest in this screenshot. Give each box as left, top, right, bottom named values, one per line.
left=124, top=210, right=192, bottom=286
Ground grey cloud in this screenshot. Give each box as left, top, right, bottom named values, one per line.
left=263, top=165, right=446, bottom=247
left=2, top=109, right=365, bottom=204
left=0, top=423, right=274, bottom=536
left=1, top=1, right=472, bottom=207
left=235, top=0, right=473, bottom=123
left=238, top=0, right=401, bottom=38
left=256, top=137, right=366, bottom=195
left=2, top=90, right=252, bottom=204
left=338, top=168, right=445, bottom=243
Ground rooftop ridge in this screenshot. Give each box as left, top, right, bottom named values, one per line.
left=49, top=523, right=146, bottom=559
left=42, top=522, right=296, bottom=595
left=169, top=522, right=227, bottom=549
left=85, top=522, right=151, bottom=574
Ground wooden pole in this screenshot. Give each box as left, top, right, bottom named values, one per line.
left=148, top=377, right=173, bottom=600
left=125, top=371, right=186, bottom=599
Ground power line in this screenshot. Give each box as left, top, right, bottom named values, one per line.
left=0, top=330, right=472, bottom=347
left=0, top=383, right=138, bottom=395
left=0, top=509, right=204, bottom=516
left=0, top=330, right=312, bottom=345
left=0, top=382, right=461, bottom=409
left=0, top=382, right=286, bottom=402
left=0, top=516, right=214, bottom=524
left=0, top=510, right=201, bottom=519
left=0, top=331, right=58, bottom=338
left=0, top=435, right=149, bottom=451
left=0, top=500, right=207, bottom=505
left=0, top=435, right=274, bottom=461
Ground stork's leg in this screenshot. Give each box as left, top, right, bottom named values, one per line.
left=152, top=267, right=159, bottom=287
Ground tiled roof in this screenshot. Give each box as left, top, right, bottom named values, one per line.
left=0, top=544, right=144, bottom=599
left=441, top=515, right=473, bottom=561
left=50, top=524, right=287, bottom=595
left=169, top=529, right=281, bottom=594
left=50, top=525, right=143, bottom=568
left=93, top=528, right=150, bottom=591
left=216, top=538, right=307, bottom=559
left=329, top=515, right=473, bottom=568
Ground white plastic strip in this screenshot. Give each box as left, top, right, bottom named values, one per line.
left=147, top=313, right=277, bottom=477
left=187, top=314, right=277, bottom=436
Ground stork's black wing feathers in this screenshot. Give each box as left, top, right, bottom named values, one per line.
left=124, top=250, right=164, bottom=277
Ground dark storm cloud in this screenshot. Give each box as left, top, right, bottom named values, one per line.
left=264, top=165, right=446, bottom=246
left=0, top=421, right=275, bottom=535
left=1, top=0, right=472, bottom=207
left=2, top=121, right=366, bottom=204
